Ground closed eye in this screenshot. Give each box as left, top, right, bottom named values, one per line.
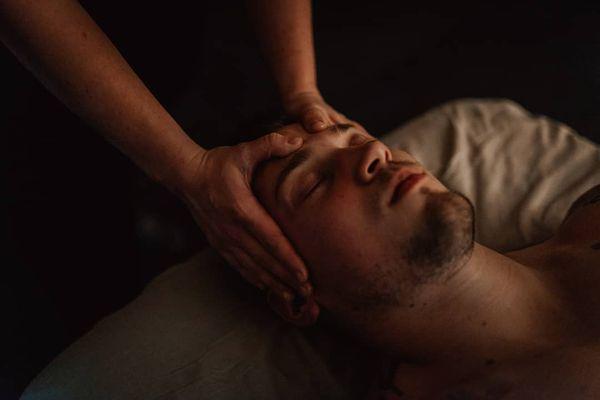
left=298, top=166, right=334, bottom=204
left=305, top=178, right=323, bottom=198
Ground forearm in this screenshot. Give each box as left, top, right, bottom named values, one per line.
left=247, top=0, right=317, bottom=102
left=0, top=0, right=202, bottom=191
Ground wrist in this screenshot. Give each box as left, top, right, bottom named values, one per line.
left=158, top=141, right=207, bottom=200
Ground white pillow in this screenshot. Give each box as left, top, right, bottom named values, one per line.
left=382, top=98, right=600, bottom=251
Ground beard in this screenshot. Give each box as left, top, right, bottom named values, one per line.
left=402, top=188, right=475, bottom=284
left=345, top=188, right=475, bottom=313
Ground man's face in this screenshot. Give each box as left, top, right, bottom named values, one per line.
left=253, top=123, right=474, bottom=314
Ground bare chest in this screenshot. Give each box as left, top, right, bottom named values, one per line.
left=438, top=344, right=600, bottom=400
left=384, top=194, right=600, bottom=398
left=381, top=346, right=600, bottom=400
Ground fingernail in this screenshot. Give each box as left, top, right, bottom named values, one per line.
left=288, top=137, right=303, bottom=146
left=311, top=121, right=325, bottom=131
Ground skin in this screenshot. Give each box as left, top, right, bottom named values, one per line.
left=253, top=123, right=600, bottom=398
left=0, top=0, right=341, bottom=305
left=254, top=122, right=481, bottom=330
left=253, top=122, right=469, bottom=321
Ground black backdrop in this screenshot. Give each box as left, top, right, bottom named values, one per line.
left=3, top=0, right=600, bottom=397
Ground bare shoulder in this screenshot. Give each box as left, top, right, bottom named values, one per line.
left=555, top=183, right=600, bottom=244
left=441, top=344, right=600, bottom=400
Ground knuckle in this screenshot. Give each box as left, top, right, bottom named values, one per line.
left=264, top=279, right=288, bottom=297
left=230, top=202, right=253, bottom=225
left=255, top=256, right=278, bottom=276
left=263, top=235, right=285, bottom=255
left=265, top=131, right=281, bottom=144
left=269, top=267, right=295, bottom=286
left=247, top=249, right=272, bottom=269
left=235, top=143, right=255, bottom=168
left=258, top=270, right=275, bottom=284
left=263, top=132, right=284, bottom=157
left=220, top=224, right=242, bottom=241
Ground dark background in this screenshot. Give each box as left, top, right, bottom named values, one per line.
left=3, top=0, right=600, bottom=397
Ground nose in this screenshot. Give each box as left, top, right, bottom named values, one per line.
left=357, top=140, right=392, bottom=183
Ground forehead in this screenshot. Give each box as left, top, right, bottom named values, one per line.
left=253, top=123, right=351, bottom=197
left=259, top=120, right=424, bottom=177
left=276, top=122, right=365, bottom=140
left=260, top=121, right=369, bottom=164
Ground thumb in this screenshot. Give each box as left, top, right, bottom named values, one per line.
left=302, top=107, right=329, bottom=132
left=246, top=132, right=303, bottom=163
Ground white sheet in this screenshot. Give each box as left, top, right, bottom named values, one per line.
left=382, top=98, right=600, bottom=251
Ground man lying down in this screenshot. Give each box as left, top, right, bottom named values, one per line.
left=252, top=121, right=600, bottom=399
left=22, top=118, right=600, bottom=400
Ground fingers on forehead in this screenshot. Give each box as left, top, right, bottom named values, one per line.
left=278, top=123, right=311, bottom=138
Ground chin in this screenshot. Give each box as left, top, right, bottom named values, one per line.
left=403, top=190, right=475, bottom=283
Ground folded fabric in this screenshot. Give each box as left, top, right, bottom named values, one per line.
left=382, top=98, right=600, bottom=252
left=21, top=98, right=600, bottom=400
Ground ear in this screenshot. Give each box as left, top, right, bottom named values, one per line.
left=267, top=291, right=320, bottom=327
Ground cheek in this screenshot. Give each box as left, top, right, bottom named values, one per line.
left=297, top=191, right=369, bottom=246
left=285, top=195, right=384, bottom=285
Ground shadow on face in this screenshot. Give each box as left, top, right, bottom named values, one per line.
left=253, top=123, right=475, bottom=320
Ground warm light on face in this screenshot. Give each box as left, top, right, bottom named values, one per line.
left=253, top=123, right=473, bottom=312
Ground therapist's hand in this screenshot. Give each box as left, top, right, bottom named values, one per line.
left=284, top=90, right=348, bottom=133
left=179, top=132, right=311, bottom=302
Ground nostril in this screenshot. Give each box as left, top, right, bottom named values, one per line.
left=367, top=159, right=379, bottom=174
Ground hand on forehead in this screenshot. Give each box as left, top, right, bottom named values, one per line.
left=251, top=121, right=379, bottom=201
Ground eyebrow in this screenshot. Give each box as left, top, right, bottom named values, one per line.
left=329, top=123, right=354, bottom=134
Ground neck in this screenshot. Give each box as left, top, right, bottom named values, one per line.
left=353, top=243, right=575, bottom=371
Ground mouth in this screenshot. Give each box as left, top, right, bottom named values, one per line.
left=388, top=171, right=426, bottom=206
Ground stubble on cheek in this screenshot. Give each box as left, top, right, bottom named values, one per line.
left=400, top=190, right=475, bottom=284
left=353, top=262, right=403, bottom=307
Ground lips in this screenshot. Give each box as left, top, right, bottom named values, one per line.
left=389, top=172, right=426, bottom=205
